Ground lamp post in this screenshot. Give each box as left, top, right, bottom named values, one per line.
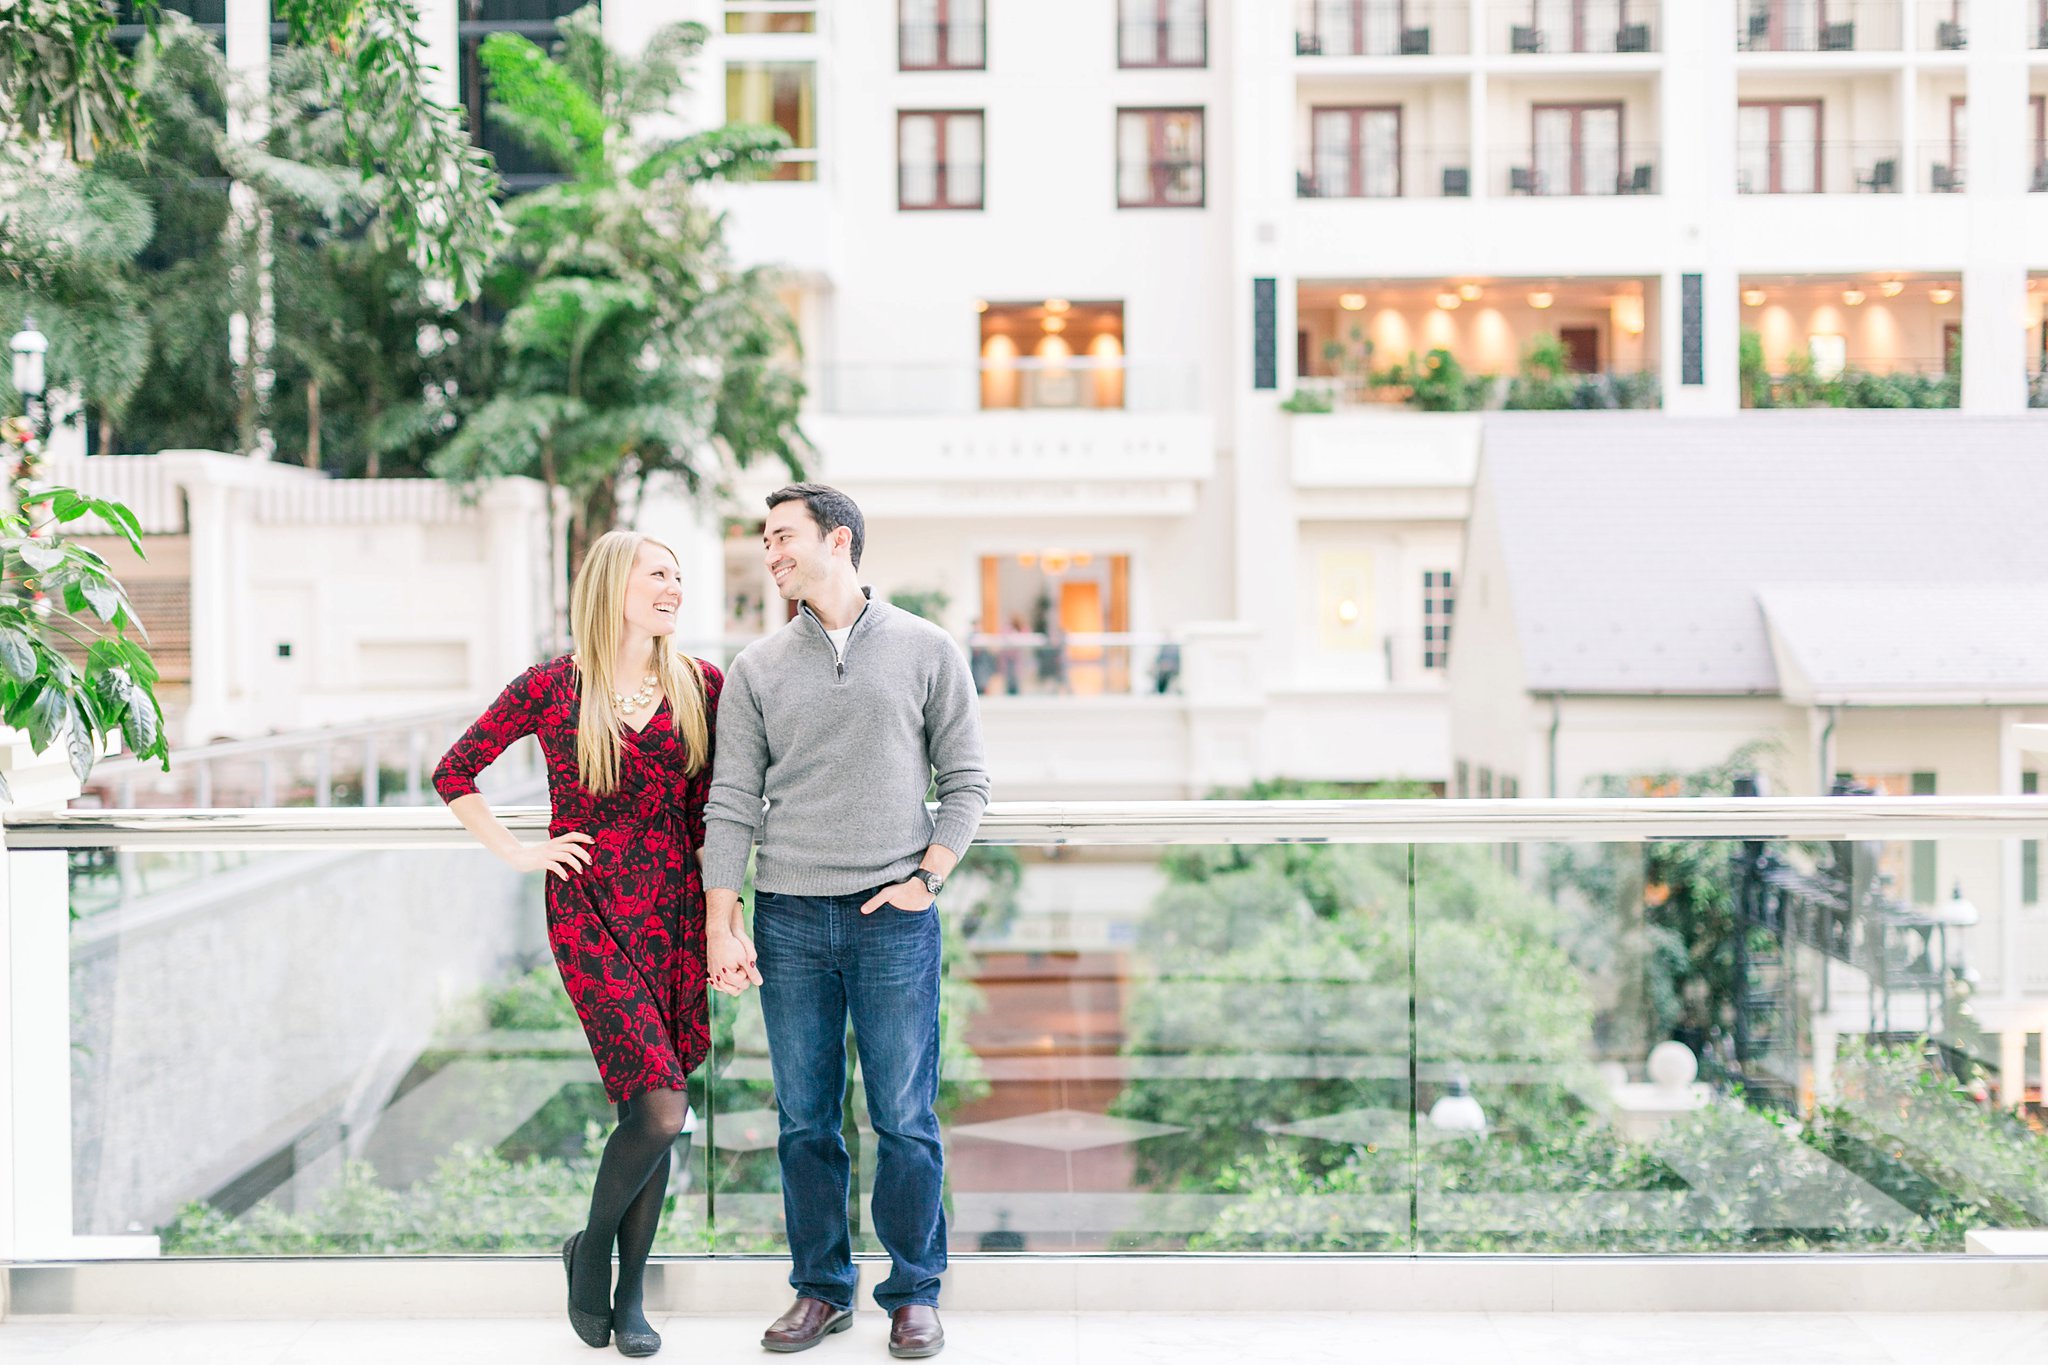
left=9, top=316, right=51, bottom=502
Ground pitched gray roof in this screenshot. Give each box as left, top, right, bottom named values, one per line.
left=1758, top=585, right=2048, bottom=703
left=1478, top=413, right=2048, bottom=696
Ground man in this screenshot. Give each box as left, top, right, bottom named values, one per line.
left=702, top=483, right=990, bottom=1360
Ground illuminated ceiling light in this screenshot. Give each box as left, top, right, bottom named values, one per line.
left=1879, top=280, right=1905, bottom=298
left=1613, top=295, right=1645, bottom=336
left=1335, top=599, right=1361, bottom=626
left=1458, top=283, right=1483, bottom=301
left=1436, top=292, right=1461, bottom=310
left=1528, top=290, right=1555, bottom=310
left=1841, top=289, right=1866, bottom=306
left=1929, top=286, right=1956, bottom=305
left=1742, top=288, right=1767, bottom=307
left=1338, top=292, right=1367, bottom=311
left=1073, top=551, right=1094, bottom=568
left=1042, top=550, right=1071, bottom=574
left=1044, top=298, right=1072, bottom=314
left=1042, top=316, right=1067, bottom=333
left=973, top=299, right=989, bottom=313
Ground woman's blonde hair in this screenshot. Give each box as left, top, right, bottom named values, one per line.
left=569, top=531, right=710, bottom=795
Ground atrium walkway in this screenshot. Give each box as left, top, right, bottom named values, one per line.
left=4, top=1311, right=2047, bottom=1364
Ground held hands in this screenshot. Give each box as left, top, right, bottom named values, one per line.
left=860, top=880, right=936, bottom=915
left=501, top=831, right=594, bottom=880
left=708, top=930, right=763, bottom=997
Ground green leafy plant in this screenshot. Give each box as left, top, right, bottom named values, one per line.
left=1278, top=387, right=1333, bottom=414
left=1739, top=328, right=1773, bottom=408
left=0, top=1, right=149, bottom=161
left=1504, top=332, right=1575, bottom=411
left=430, top=5, right=806, bottom=566
left=0, top=481, right=168, bottom=795
left=1400, top=348, right=1492, bottom=412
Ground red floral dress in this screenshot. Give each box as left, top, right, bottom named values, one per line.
left=433, top=654, right=722, bottom=1103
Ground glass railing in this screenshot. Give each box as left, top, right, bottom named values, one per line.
left=14, top=797, right=2048, bottom=1259
left=1488, top=0, right=1659, bottom=54
left=1736, top=1, right=1903, bottom=52
left=1294, top=0, right=1471, bottom=56
left=805, top=360, right=1203, bottom=415
left=1735, top=142, right=1903, bottom=195
left=1296, top=145, right=1475, bottom=199
left=1494, top=143, right=1660, bottom=197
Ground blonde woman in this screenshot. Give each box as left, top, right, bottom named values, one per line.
left=434, top=531, right=749, bottom=1357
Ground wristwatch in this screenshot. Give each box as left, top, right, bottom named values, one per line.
left=910, top=868, right=945, bottom=898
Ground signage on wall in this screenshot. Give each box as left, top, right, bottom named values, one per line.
left=1253, top=278, right=1277, bottom=390
left=1681, top=273, right=1704, bottom=385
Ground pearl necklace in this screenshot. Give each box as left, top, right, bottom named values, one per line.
left=612, top=672, right=658, bottom=716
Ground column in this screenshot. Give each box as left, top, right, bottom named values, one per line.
left=1662, top=0, right=1739, bottom=414
left=1999, top=1028, right=2029, bottom=1112
left=225, top=0, right=275, bottom=458
left=1961, top=0, right=2028, bottom=413
left=417, top=0, right=461, bottom=108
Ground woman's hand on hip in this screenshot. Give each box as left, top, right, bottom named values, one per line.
left=499, top=831, right=594, bottom=880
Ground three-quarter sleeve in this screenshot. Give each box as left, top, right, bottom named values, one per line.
left=433, top=664, right=550, bottom=802
left=684, top=660, right=723, bottom=851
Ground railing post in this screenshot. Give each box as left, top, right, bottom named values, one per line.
left=406, top=729, right=424, bottom=805
left=258, top=755, right=276, bottom=808
left=194, top=759, right=212, bottom=809
left=362, top=736, right=380, bottom=808
left=314, top=747, right=332, bottom=808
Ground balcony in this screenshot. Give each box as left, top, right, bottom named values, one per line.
left=898, top=19, right=985, bottom=71
left=1736, top=140, right=1904, bottom=194
left=1293, top=277, right=1661, bottom=413
left=1293, top=0, right=1470, bottom=57
left=1740, top=273, right=1962, bottom=409
left=1296, top=144, right=1474, bottom=200
left=1495, top=141, right=1658, bottom=197
left=1487, top=0, right=1659, bottom=56
left=1736, top=1, right=1904, bottom=52
left=8, top=797, right=2048, bottom=1303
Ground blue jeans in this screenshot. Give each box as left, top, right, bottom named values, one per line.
left=753, top=888, right=945, bottom=1313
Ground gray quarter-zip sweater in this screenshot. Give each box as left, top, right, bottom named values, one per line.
left=701, top=591, right=992, bottom=896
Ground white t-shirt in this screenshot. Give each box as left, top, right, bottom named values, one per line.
left=825, top=624, right=853, bottom=662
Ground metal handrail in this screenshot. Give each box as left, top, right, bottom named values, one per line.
left=7, top=797, right=2048, bottom=852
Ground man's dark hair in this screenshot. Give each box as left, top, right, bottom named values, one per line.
left=766, top=483, right=865, bottom=569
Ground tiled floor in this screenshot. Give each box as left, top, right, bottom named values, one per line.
left=2, top=1312, right=2046, bottom=1365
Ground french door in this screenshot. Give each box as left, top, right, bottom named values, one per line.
left=1312, top=106, right=1402, bottom=198
left=1737, top=100, right=1821, bottom=193
left=1532, top=103, right=1621, bottom=196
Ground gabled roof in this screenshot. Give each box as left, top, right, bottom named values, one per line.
left=1478, top=413, right=2048, bottom=697
left=1759, top=585, right=2048, bottom=705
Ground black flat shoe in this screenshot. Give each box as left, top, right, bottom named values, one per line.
left=562, top=1232, right=613, bottom=1348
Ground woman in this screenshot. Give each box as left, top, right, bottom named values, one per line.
left=434, top=531, right=746, bottom=1357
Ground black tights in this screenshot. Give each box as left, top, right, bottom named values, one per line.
left=571, top=1088, right=687, bottom=1331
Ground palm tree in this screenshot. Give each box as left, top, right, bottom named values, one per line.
left=429, top=5, right=807, bottom=564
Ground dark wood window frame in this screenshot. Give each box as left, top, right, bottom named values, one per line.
left=897, top=109, right=985, bottom=211
left=1118, top=0, right=1208, bottom=68
left=1738, top=98, right=1824, bottom=194
left=899, top=0, right=986, bottom=72
left=1312, top=105, right=1404, bottom=199
left=1530, top=0, right=1638, bottom=56
left=1116, top=107, right=1206, bottom=209
left=1530, top=100, right=1624, bottom=196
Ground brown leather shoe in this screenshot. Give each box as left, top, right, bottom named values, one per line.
left=761, top=1297, right=853, bottom=1353
left=888, top=1305, right=944, bottom=1358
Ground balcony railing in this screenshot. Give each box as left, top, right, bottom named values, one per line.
left=806, top=359, right=1202, bottom=415
left=2031, top=155, right=2048, bottom=194
left=1735, top=141, right=1902, bottom=194
left=1296, top=144, right=1474, bottom=199
left=966, top=633, right=1182, bottom=698
left=14, top=798, right=2048, bottom=1260
left=1918, top=144, right=1966, bottom=194
left=1736, top=1, right=1902, bottom=52
left=1294, top=0, right=1469, bottom=56
left=1496, top=143, right=1660, bottom=197
left=1919, top=0, right=1968, bottom=51
left=899, top=161, right=985, bottom=211
left=899, top=20, right=985, bottom=70
left=1119, top=18, right=1207, bottom=67
left=2029, top=370, right=2048, bottom=409
left=1490, top=0, right=1659, bottom=54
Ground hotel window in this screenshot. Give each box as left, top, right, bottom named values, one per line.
left=1310, top=106, right=1402, bottom=199
left=1455, top=760, right=1470, bottom=798
left=979, top=301, right=1126, bottom=410
left=111, top=2, right=226, bottom=54
left=901, top=0, right=985, bottom=71
left=1119, top=0, right=1207, bottom=68
left=1736, top=100, right=1822, bottom=194
left=1422, top=570, right=1454, bottom=669
left=727, top=61, right=818, bottom=180
left=899, top=111, right=984, bottom=210
left=461, top=2, right=592, bottom=191
left=2033, top=95, right=2046, bottom=191
left=726, top=2, right=817, bottom=33
left=1477, top=767, right=1495, bottom=799
left=1117, top=108, right=1205, bottom=208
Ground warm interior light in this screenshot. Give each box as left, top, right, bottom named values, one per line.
left=1016, top=553, right=1037, bottom=568
left=1042, top=316, right=1067, bottom=333
left=1929, top=287, right=1956, bottom=305
left=1879, top=280, right=1905, bottom=298
left=1841, top=289, right=1866, bottom=306
left=1335, top=599, right=1361, bottom=626
left=1742, top=288, right=1767, bottom=307
left=1458, top=283, right=1483, bottom=301
left=1044, top=298, right=1071, bottom=314
left=1338, top=292, right=1367, bottom=311
left=1528, top=291, right=1554, bottom=310
left=1613, top=295, right=1645, bottom=336
left=1042, top=551, right=1071, bottom=575
left=974, top=299, right=989, bottom=313
left=1073, top=552, right=1094, bottom=568
left=1435, top=292, right=1461, bottom=310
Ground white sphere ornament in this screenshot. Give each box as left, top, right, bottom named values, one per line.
left=1427, top=1076, right=1487, bottom=1134
left=1647, top=1041, right=1698, bottom=1093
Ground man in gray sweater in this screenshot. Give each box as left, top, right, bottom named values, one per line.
left=702, top=483, right=990, bottom=1360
